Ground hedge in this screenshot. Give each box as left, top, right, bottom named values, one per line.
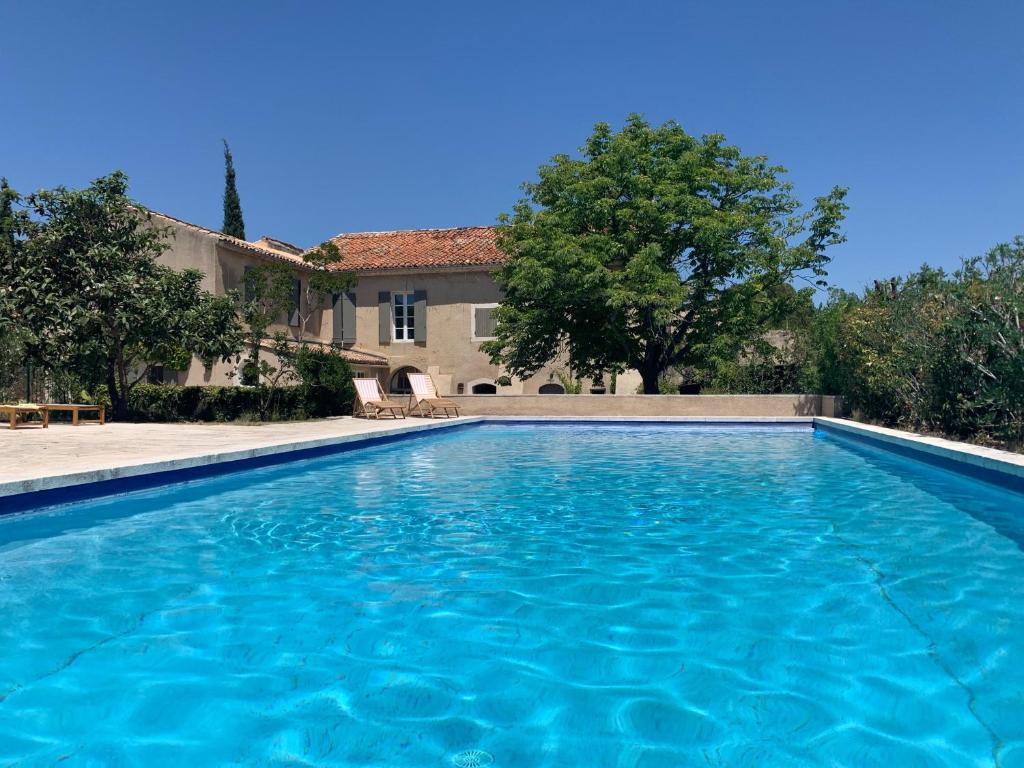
left=127, top=384, right=352, bottom=422
left=126, top=346, right=357, bottom=423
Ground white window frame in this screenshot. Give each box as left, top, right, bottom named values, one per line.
left=392, top=292, right=416, bottom=343
left=471, top=302, right=499, bottom=342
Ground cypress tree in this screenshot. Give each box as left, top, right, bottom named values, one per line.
left=222, top=140, right=246, bottom=240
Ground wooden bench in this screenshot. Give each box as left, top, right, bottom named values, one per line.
left=1, top=404, right=48, bottom=430
left=43, top=403, right=106, bottom=426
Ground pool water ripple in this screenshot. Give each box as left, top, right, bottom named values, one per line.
left=0, top=424, right=1022, bottom=766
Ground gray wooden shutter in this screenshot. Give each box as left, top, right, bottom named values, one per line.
left=332, top=293, right=343, bottom=342
left=289, top=279, right=301, bottom=326
left=342, top=291, right=357, bottom=345
left=414, top=290, right=427, bottom=345
left=378, top=291, right=390, bottom=344
left=242, top=266, right=253, bottom=303
left=475, top=306, right=497, bottom=338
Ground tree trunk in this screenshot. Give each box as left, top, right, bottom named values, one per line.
left=106, top=364, right=126, bottom=421
left=639, top=365, right=661, bottom=395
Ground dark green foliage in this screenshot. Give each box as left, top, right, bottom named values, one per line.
left=240, top=360, right=259, bottom=386
left=484, top=115, right=847, bottom=393
left=222, top=140, right=246, bottom=240
left=0, top=178, right=28, bottom=399
left=1, top=173, right=243, bottom=418
left=809, top=239, right=1024, bottom=449
left=127, top=346, right=355, bottom=422
left=291, top=346, right=356, bottom=418
left=128, top=384, right=306, bottom=422
left=0, top=327, right=27, bottom=401
left=128, top=380, right=354, bottom=423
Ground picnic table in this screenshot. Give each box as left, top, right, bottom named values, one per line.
left=43, top=403, right=106, bottom=426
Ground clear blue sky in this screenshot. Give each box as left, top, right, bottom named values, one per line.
left=2, top=1, right=1021, bottom=292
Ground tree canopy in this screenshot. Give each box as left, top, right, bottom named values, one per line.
left=0, top=172, right=243, bottom=418
left=483, top=115, right=848, bottom=393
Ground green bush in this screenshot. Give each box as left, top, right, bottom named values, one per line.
left=127, top=384, right=310, bottom=422
left=292, top=347, right=356, bottom=418
left=126, top=346, right=356, bottom=422
left=812, top=239, right=1024, bottom=449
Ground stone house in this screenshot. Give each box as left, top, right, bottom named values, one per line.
left=150, top=211, right=602, bottom=395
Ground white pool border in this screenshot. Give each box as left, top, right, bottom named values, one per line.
left=2, top=416, right=1023, bottom=509
left=0, top=417, right=486, bottom=500
left=814, top=417, right=1024, bottom=486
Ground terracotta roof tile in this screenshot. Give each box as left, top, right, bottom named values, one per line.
left=321, top=226, right=504, bottom=272
left=268, top=339, right=389, bottom=367
left=339, top=348, right=390, bottom=366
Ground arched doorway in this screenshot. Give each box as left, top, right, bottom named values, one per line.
left=471, top=382, right=497, bottom=394
left=389, top=366, right=421, bottom=395
left=538, top=383, right=565, bottom=395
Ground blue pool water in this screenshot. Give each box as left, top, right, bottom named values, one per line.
left=1, top=424, right=1023, bottom=766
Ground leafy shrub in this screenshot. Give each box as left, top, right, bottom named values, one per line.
left=814, top=239, right=1024, bottom=449
left=128, top=384, right=304, bottom=422
left=292, top=347, right=356, bottom=418
left=125, top=347, right=356, bottom=422
left=0, top=327, right=27, bottom=401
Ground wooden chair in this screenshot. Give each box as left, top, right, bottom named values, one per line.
left=353, top=378, right=406, bottom=419
left=407, top=373, right=460, bottom=418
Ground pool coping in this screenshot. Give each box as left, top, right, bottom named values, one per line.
left=2, top=415, right=1022, bottom=512
left=0, top=417, right=487, bottom=511
left=814, top=417, right=1024, bottom=491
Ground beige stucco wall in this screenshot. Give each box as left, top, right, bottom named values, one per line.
left=347, top=269, right=567, bottom=395
left=155, top=221, right=220, bottom=293
left=442, top=394, right=839, bottom=417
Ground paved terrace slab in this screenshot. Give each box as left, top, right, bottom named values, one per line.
left=0, top=417, right=478, bottom=499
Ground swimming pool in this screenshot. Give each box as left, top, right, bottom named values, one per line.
left=1, top=423, right=1022, bottom=766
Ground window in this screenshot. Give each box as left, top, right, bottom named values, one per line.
left=390, top=366, right=420, bottom=395
left=392, top=292, right=416, bottom=341
left=471, top=382, right=497, bottom=394
left=472, top=303, right=499, bottom=341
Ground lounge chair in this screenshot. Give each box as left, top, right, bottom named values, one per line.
left=407, top=373, right=460, bottom=418
left=42, top=403, right=105, bottom=425
left=353, top=378, right=406, bottom=419
left=0, top=403, right=48, bottom=429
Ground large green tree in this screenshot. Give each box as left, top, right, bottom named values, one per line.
left=0, top=178, right=31, bottom=399
left=483, top=115, right=848, bottom=393
left=2, top=172, right=243, bottom=418
left=222, top=139, right=246, bottom=239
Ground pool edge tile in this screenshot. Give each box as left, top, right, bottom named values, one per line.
left=813, top=417, right=1024, bottom=493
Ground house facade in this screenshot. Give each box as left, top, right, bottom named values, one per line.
left=151, top=212, right=616, bottom=395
